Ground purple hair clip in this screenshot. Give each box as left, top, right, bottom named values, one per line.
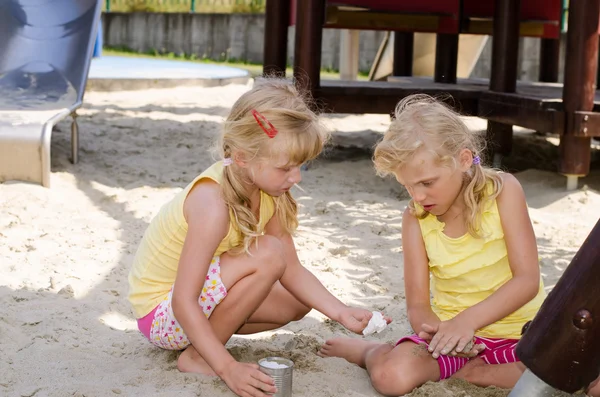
left=472, top=155, right=481, bottom=165
left=223, top=158, right=233, bottom=166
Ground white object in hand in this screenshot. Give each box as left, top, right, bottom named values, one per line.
left=362, top=311, right=387, bottom=336
left=260, top=361, right=289, bottom=369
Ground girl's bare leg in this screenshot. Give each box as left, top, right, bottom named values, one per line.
left=587, top=376, right=600, bottom=396
left=236, top=281, right=310, bottom=334
left=319, top=339, right=440, bottom=396
left=177, top=236, right=287, bottom=374
left=451, top=359, right=525, bottom=389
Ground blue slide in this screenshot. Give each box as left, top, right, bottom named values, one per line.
left=0, top=0, right=102, bottom=187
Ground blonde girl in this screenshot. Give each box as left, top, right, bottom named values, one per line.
left=129, top=79, right=381, bottom=397
left=318, top=94, right=548, bottom=396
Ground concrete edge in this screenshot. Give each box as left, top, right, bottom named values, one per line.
left=86, top=75, right=251, bottom=91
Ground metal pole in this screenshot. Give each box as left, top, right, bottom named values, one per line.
left=508, top=369, right=558, bottom=397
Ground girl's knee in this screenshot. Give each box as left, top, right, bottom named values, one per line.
left=369, top=360, right=419, bottom=396
left=291, top=303, right=311, bottom=322
left=451, top=358, right=488, bottom=384
left=254, top=235, right=286, bottom=276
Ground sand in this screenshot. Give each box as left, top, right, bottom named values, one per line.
left=1, top=81, right=598, bottom=396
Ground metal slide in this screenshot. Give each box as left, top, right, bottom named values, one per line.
left=0, top=0, right=102, bottom=187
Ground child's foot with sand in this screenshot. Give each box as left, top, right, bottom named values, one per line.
left=318, top=338, right=383, bottom=368
left=177, top=346, right=217, bottom=376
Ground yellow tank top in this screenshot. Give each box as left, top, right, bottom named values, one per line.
left=128, top=161, right=276, bottom=318
left=416, top=188, right=546, bottom=339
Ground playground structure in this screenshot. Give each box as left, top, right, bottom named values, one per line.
left=509, top=217, right=600, bottom=396
left=368, top=33, right=489, bottom=82
left=0, top=0, right=103, bottom=187
left=263, top=0, right=599, bottom=191
left=264, top=0, right=600, bottom=394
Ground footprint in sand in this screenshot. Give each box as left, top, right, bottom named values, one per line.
left=329, top=246, right=350, bottom=256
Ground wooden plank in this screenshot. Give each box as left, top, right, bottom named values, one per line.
left=323, top=6, right=459, bottom=33
left=464, top=18, right=558, bottom=38
left=315, top=79, right=481, bottom=114
left=478, top=95, right=563, bottom=135
left=314, top=77, right=600, bottom=137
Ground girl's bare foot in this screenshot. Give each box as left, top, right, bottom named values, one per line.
left=177, top=346, right=217, bottom=376
left=318, top=338, right=383, bottom=368
left=587, top=377, right=600, bottom=397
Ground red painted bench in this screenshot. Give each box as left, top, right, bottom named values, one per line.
left=286, top=0, right=563, bottom=37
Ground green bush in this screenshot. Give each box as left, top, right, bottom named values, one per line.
left=104, top=0, right=265, bottom=13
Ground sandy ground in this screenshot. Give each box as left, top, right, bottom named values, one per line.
left=1, top=81, right=599, bottom=397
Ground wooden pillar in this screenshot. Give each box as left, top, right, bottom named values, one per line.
left=263, top=0, right=291, bottom=77
left=434, top=34, right=459, bottom=83
left=539, top=38, right=560, bottom=82
left=486, top=0, right=520, bottom=165
left=293, top=0, right=324, bottom=96
left=339, top=29, right=360, bottom=81
left=558, top=0, right=599, bottom=184
left=597, top=39, right=600, bottom=88
left=393, top=32, right=414, bottom=76
left=516, top=217, right=600, bottom=393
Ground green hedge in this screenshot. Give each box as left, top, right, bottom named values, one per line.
left=103, top=0, right=265, bottom=13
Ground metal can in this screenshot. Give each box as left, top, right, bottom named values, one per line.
left=258, top=357, right=294, bottom=397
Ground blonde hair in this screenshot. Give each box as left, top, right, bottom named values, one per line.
left=216, top=78, right=328, bottom=253
left=373, top=94, right=503, bottom=238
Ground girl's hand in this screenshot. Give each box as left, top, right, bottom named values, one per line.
left=422, top=320, right=476, bottom=359
left=451, top=342, right=486, bottom=358
left=417, top=323, right=438, bottom=341
left=338, top=307, right=392, bottom=334
left=221, top=361, right=277, bottom=397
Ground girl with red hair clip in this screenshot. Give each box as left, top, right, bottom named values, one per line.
left=128, top=78, right=390, bottom=397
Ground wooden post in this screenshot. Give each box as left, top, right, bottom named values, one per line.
left=558, top=0, right=599, bottom=189
left=516, top=217, right=600, bottom=393
left=263, top=0, right=291, bottom=77
left=434, top=34, right=458, bottom=84
left=539, top=38, right=560, bottom=82
left=486, top=0, right=520, bottom=166
left=393, top=32, right=414, bottom=76
left=293, top=0, right=325, bottom=96
left=339, top=29, right=360, bottom=81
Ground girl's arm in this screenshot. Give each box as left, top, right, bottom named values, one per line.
left=171, top=182, right=237, bottom=374
left=401, top=207, right=441, bottom=335
left=265, top=215, right=377, bottom=333
left=455, top=173, right=540, bottom=328
left=428, top=173, right=541, bottom=357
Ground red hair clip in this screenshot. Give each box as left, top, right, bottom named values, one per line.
left=251, top=109, right=278, bottom=138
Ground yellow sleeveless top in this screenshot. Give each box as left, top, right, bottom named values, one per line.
left=128, top=161, right=276, bottom=318
left=417, top=188, right=546, bottom=339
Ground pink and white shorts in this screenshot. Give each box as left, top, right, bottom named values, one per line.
left=137, top=256, right=228, bottom=350
left=397, top=334, right=520, bottom=380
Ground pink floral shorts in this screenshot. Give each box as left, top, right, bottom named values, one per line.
left=137, top=256, right=228, bottom=350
